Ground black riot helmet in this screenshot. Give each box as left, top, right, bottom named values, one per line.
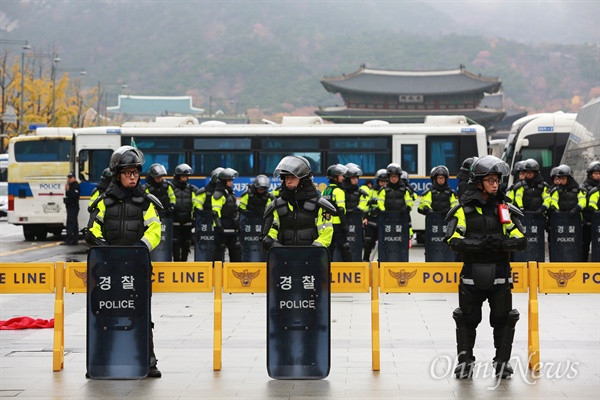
left=468, top=155, right=510, bottom=184
left=174, top=163, right=193, bottom=177
left=273, top=156, right=312, bottom=179
left=586, top=161, right=600, bottom=177
left=460, top=157, right=477, bottom=173
left=326, top=164, right=348, bottom=179
left=253, top=174, right=270, bottom=190
left=218, top=168, right=239, bottom=181
left=210, top=167, right=225, bottom=184
left=386, top=163, right=402, bottom=177
left=148, top=163, right=168, bottom=180
left=109, top=145, right=144, bottom=176
left=375, top=169, right=388, bottom=181
left=344, top=163, right=363, bottom=178
left=430, top=165, right=450, bottom=182
left=522, top=158, right=540, bottom=172
left=550, top=164, right=573, bottom=178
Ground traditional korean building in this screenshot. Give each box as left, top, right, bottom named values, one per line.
left=315, top=65, right=507, bottom=127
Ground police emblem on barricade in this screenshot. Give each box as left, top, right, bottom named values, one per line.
left=151, top=212, right=173, bottom=262
left=194, top=210, right=216, bottom=261
left=86, top=246, right=151, bottom=379
left=388, top=269, right=417, bottom=287
left=239, top=211, right=266, bottom=262
left=424, top=212, right=454, bottom=262
left=592, top=212, right=600, bottom=262
left=549, top=212, right=582, bottom=262
left=548, top=269, right=577, bottom=288
left=513, top=211, right=546, bottom=262
left=377, top=211, right=409, bottom=262
left=267, top=246, right=330, bottom=380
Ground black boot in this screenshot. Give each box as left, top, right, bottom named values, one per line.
left=453, top=308, right=476, bottom=379
left=147, top=324, right=162, bottom=378
left=493, top=309, right=520, bottom=379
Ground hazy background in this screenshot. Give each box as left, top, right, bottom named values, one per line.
left=1, top=0, right=599, bottom=116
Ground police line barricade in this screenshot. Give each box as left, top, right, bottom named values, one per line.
left=527, top=261, right=600, bottom=372
left=218, top=260, right=379, bottom=371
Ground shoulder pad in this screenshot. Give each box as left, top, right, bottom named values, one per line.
left=87, top=193, right=107, bottom=213
left=359, top=188, right=369, bottom=197
left=513, top=181, right=525, bottom=190
left=213, top=190, right=224, bottom=200
left=421, top=189, right=431, bottom=196
left=507, top=203, right=523, bottom=218
left=445, top=204, right=462, bottom=222
left=146, top=193, right=164, bottom=210
left=190, top=184, right=201, bottom=194
left=263, top=200, right=277, bottom=219
left=197, top=186, right=206, bottom=194
left=317, top=197, right=337, bottom=214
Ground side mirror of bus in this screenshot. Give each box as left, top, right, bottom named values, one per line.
left=521, top=138, right=529, bottom=148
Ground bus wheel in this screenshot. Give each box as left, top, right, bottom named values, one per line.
left=23, top=225, right=36, bottom=241
left=35, top=230, right=48, bottom=241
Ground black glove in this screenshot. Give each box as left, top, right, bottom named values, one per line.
left=535, top=206, right=547, bottom=214
left=419, top=206, right=431, bottom=215
left=484, top=235, right=504, bottom=252
left=569, top=207, right=580, bottom=215
left=169, top=203, right=175, bottom=212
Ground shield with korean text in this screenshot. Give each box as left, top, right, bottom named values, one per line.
left=240, top=211, right=267, bottom=262
left=194, top=210, right=216, bottom=261
left=377, top=211, right=409, bottom=262
left=513, top=211, right=546, bottom=262
left=549, top=212, right=582, bottom=262
left=267, top=246, right=330, bottom=379
left=151, top=212, right=173, bottom=262
left=424, top=212, right=455, bottom=262
left=86, top=246, right=151, bottom=379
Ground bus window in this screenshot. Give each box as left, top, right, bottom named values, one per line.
left=14, top=140, right=70, bottom=162
left=328, top=137, right=389, bottom=174
left=400, top=144, right=418, bottom=174
left=192, top=152, right=254, bottom=175
left=427, top=136, right=478, bottom=175
left=78, top=149, right=113, bottom=181
left=260, top=152, right=321, bottom=175
left=143, top=153, right=185, bottom=175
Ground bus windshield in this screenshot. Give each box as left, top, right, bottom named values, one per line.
left=14, top=140, right=71, bottom=162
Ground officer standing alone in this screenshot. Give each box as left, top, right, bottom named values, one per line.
left=445, top=155, right=527, bottom=379
left=62, top=172, right=80, bottom=245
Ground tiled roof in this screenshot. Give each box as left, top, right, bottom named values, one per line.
left=321, top=66, right=502, bottom=96
left=107, top=95, right=204, bottom=115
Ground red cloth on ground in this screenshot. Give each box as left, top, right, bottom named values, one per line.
left=0, top=316, right=54, bottom=330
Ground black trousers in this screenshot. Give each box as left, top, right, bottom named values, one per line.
left=66, top=207, right=79, bottom=244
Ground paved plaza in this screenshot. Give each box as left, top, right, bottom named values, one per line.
left=1, top=282, right=598, bottom=399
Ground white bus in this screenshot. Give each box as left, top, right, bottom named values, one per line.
left=69, top=115, right=487, bottom=240
left=501, top=111, right=577, bottom=187
left=7, top=128, right=74, bottom=240
left=561, top=97, right=600, bottom=183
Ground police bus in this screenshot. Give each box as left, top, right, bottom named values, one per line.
left=7, top=128, right=74, bottom=240
left=501, top=111, right=577, bottom=188
left=560, top=97, right=600, bottom=182
left=68, top=115, right=487, bottom=240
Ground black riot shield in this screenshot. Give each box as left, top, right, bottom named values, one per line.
left=345, top=210, right=364, bottom=262
left=377, top=211, right=410, bottom=262
left=267, top=246, right=330, bottom=380
left=86, top=246, right=151, bottom=379
left=549, top=212, right=582, bottom=262
left=240, top=211, right=266, bottom=262
left=194, top=210, right=216, bottom=261
left=424, top=212, right=454, bottom=262
left=513, top=211, right=546, bottom=262
left=151, top=212, right=173, bottom=262
left=592, top=212, right=600, bottom=262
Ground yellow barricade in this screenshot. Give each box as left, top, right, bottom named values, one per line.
left=151, top=262, right=213, bottom=293
left=379, top=262, right=528, bottom=293
left=538, top=262, right=600, bottom=294
left=223, top=262, right=266, bottom=293
left=0, top=262, right=56, bottom=293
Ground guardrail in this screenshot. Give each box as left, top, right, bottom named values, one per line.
left=1, top=261, right=598, bottom=372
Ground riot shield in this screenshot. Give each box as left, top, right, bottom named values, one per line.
left=345, top=210, right=364, bottom=262
left=151, top=212, right=173, bottom=262
left=377, top=211, right=410, bottom=262
left=194, top=210, right=216, bottom=261
left=592, top=212, right=600, bottom=262
left=86, top=246, right=151, bottom=379
left=424, top=212, right=454, bottom=262
left=549, top=212, right=582, bottom=262
left=240, top=211, right=266, bottom=262
left=513, top=211, right=546, bottom=262
left=267, top=246, right=330, bottom=380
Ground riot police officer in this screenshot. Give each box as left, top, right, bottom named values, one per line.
left=507, top=159, right=551, bottom=213
left=581, top=161, right=600, bottom=261
left=362, top=169, right=387, bottom=261
left=239, top=174, right=274, bottom=213
left=85, top=145, right=163, bottom=378
left=322, top=164, right=352, bottom=261
left=418, top=165, right=458, bottom=215
left=377, top=163, right=414, bottom=215
left=197, top=167, right=224, bottom=210
left=88, top=168, right=111, bottom=208
left=262, top=156, right=335, bottom=249
left=143, top=163, right=176, bottom=214
left=343, top=163, right=369, bottom=214
left=457, top=157, right=477, bottom=199
left=62, top=172, right=80, bottom=245
left=445, top=155, right=527, bottom=379
left=172, top=163, right=201, bottom=261
left=548, top=164, right=586, bottom=216
left=212, top=168, right=242, bottom=262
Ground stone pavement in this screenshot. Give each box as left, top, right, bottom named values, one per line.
left=1, top=281, right=598, bottom=399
